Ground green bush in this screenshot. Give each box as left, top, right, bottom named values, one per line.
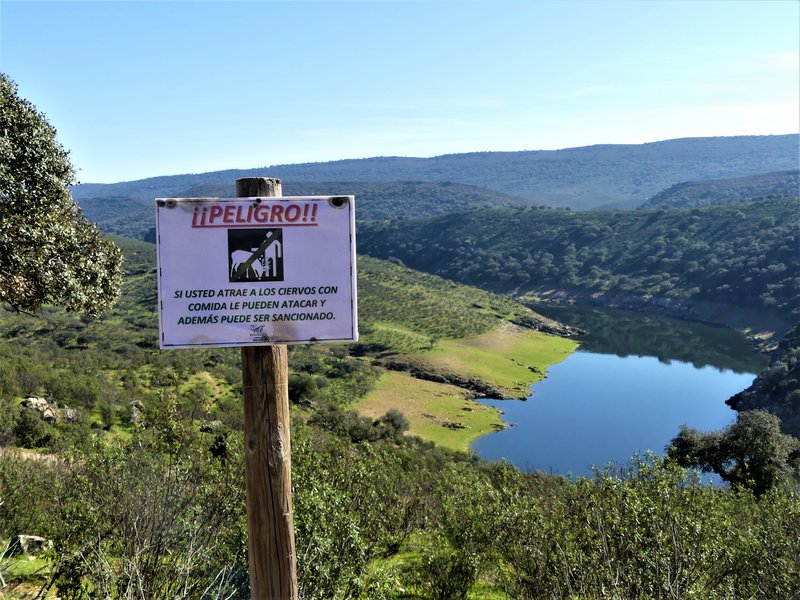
left=289, top=373, right=320, bottom=405
left=12, top=406, right=54, bottom=449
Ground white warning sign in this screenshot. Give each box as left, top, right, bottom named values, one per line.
left=156, top=196, right=358, bottom=348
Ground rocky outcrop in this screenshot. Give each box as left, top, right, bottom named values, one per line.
left=7, top=534, right=53, bottom=556
left=20, top=397, right=80, bottom=425
left=127, top=400, right=144, bottom=425
left=509, top=315, right=586, bottom=338
left=376, top=359, right=505, bottom=399
left=526, top=288, right=697, bottom=317
left=199, top=419, right=224, bottom=433
left=21, top=397, right=57, bottom=424
left=727, top=322, right=800, bottom=438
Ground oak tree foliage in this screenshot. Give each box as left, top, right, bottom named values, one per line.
left=0, top=73, right=122, bottom=315
left=669, top=409, right=800, bottom=496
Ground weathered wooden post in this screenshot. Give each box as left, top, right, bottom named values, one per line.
left=237, top=177, right=298, bottom=599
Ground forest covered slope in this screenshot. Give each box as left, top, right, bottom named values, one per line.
left=644, top=169, right=799, bottom=208
left=74, top=181, right=524, bottom=241
left=357, top=197, right=800, bottom=325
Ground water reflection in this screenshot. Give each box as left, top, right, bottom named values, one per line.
left=529, top=303, right=768, bottom=374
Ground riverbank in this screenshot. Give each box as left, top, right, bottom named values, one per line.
left=421, top=325, right=579, bottom=398
left=356, top=325, right=579, bottom=451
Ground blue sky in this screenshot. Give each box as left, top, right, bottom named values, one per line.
left=2, top=0, right=798, bottom=183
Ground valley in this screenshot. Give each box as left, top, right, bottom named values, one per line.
left=473, top=304, right=768, bottom=474
left=2, top=132, right=799, bottom=597
left=3, top=0, right=800, bottom=589
left=24, top=136, right=800, bottom=457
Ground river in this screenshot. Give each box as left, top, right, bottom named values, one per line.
left=472, top=305, right=768, bottom=476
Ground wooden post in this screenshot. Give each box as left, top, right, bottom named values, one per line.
left=237, top=177, right=298, bottom=600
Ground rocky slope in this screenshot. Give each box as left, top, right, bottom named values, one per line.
left=728, top=322, right=800, bottom=438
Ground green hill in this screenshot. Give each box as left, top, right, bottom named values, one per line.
left=644, top=170, right=799, bottom=208
left=75, top=181, right=524, bottom=241
left=72, top=134, right=800, bottom=210
left=357, top=197, right=800, bottom=325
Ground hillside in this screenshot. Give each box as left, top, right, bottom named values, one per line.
left=76, top=196, right=155, bottom=240
left=75, top=181, right=524, bottom=241
left=644, top=170, right=800, bottom=208
left=728, top=322, right=800, bottom=438
left=0, top=235, right=575, bottom=452
left=357, top=197, right=800, bottom=327
left=0, top=235, right=562, bottom=361
left=72, top=134, right=800, bottom=210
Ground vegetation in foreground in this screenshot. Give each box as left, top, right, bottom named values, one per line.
left=0, top=416, right=798, bottom=599
left=0, top=73, right=122, bottom=316
left=1, top=233, right=795, bottom=598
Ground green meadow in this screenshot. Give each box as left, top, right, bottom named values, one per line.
left=423, top=327, right=578, bottom=398
left=357, top=326, right=579, bottom=450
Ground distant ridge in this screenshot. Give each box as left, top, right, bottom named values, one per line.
left=643, top=169, right=800, bottom=208
left=73, top=134, right=799, bottom=211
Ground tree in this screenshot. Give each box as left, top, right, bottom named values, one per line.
left=0, top=73, right=122, bottom=315
left=668, top=410, right=800, bottom=495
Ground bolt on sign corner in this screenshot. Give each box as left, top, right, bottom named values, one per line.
left=155, top=196, right=358, bottom=348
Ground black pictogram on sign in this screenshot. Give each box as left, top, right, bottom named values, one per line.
left=228, top=228, right=284, bottom=282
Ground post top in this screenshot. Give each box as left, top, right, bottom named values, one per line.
left=236, top=177, right=282, bottom=184
left=236, top=177, right=282, bottom=197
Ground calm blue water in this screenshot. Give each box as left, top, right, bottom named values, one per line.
left=472, top=308, right=762, bottom=476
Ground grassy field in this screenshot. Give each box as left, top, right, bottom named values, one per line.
left=357, top=325, right=579, bottom=450
left=421, top=325, right=579, bottom=398
left=355, top=371, right=503, bottom=452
